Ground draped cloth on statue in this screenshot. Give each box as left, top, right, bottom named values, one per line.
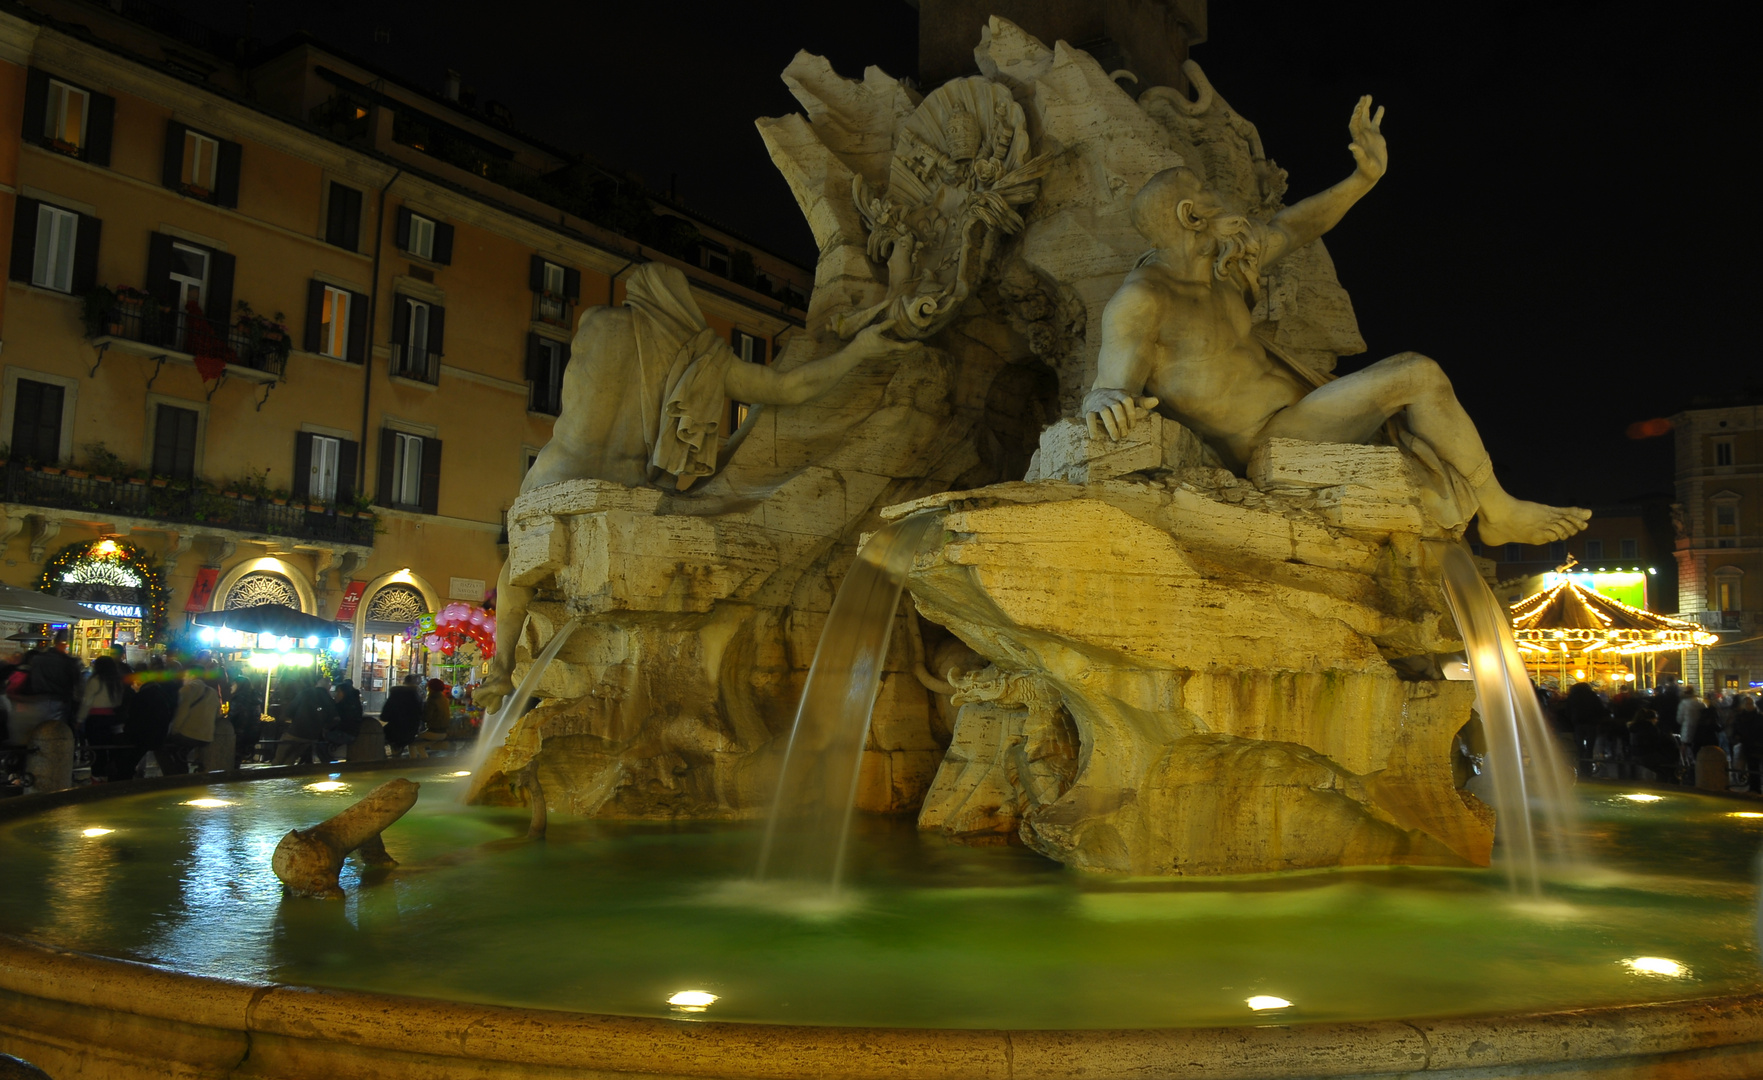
left=1255, top=329, right=1479, bottom=532
left=625, top=264, right=736, bottom=487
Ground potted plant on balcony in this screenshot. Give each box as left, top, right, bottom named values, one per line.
left=268, top=488, right=290, bottom=506
left=81, top=442, right=128, bottom=484
left=81, top=286, right=118, bottom=339
left=234, top=301, right=292, bottom=370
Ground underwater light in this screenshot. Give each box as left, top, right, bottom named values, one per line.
left=668, top=991, right=718, bottom=1009
left=1246, top=996, right=1292, bottom=1011
left=80, top=827, right=113, bottom=837
left=1727, top=812, right=1763, bottom=819
left=183, top=799, right=232, bottom=808
left=1623, top=956, right=1687, bottom=977
left=305, top=781, right=347, bottom=792
left=1621, top=793, right=1663, bottom=803
left=448, top=771, right=472, bottom=777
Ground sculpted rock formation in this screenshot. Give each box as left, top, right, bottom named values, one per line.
left=480, top=18, right=1507, bottom=876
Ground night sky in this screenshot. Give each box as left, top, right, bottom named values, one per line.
left=177, top=1, right=1755, bottom=506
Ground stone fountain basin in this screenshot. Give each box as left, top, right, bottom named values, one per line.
left=2, top=765, right=1761, bottom=1079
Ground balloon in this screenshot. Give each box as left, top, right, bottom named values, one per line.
left=424, top=634, right=442, bottom=650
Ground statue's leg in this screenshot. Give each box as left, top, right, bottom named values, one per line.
left=474, top=559, right=530, bottom=712
left=1257, top=352, right=1589, bottom=545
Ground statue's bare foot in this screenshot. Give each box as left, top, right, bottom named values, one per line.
left=1476, top=496, right=1591, bottom=547
left=473, top=674, right=513, bottom=714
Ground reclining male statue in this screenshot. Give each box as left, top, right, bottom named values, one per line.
left=1083, top=96, right=1589, bottom=548
left=476, top=262, right=915, bottom=712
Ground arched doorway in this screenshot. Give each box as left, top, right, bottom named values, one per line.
left=222, top=570, right=301, bottom=610
left=37, top=538, right=168, bottom=662
left=355, top=576, right=435, bottom=712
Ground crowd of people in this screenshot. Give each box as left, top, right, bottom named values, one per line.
left=1546, top=680, right=1763, bottom=791
left=2, top=629, right=466, bottom=787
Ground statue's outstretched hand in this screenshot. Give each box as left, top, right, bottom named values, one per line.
left=849, top=318, right=919, bottom=362
left=1083, top=387, right=1160, bottom=441
left=1347, top=95, right=1387, bottom=182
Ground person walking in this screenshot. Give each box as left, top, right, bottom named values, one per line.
left=276, top=671, right=339, bottom=765
left=76, top=656, right=130, bottom=779
left=326, top=679, right=365, bottom=757
left=229, top=675, right=265, bottom=765
left=163, top=665, right=221, bottom=773
left=380, top=675, right=423, bottom=756
left=125, top=659, right=179, bottom=778
left=1729, top=695, right=1763, bottom=794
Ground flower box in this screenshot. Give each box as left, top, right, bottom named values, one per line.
left=150, top=478, right=169, bottom=488
left=125, top=478, right=147, bottom=487
left=92, top=475, right=113, bottom=483
left=40, top=466, right=64, bottom=475
left=307, top=503, right=326, bottom=513
left=181, top=183, right=212, bottom=199
left=222, top=491, right=240, bottom=499
left=270, top=497, right=288, bottom=506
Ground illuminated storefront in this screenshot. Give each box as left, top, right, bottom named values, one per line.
left=38, top=538, right=167, bottom=663
left=351, top=575, right=436, bottom=713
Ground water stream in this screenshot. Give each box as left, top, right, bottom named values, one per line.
left=1439, top=543, right=1579, bottom=892
left=756, top=514, right=940, bottom=890
left=461, top=617, right=582, bottom=788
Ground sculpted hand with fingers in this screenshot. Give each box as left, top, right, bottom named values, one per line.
left=1085, top=95, right=1589, bottom=547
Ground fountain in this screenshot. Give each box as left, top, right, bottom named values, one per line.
left=2, top=16, right=1761, bottom=1079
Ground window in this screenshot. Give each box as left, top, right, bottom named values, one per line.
left=9, top=198, right=100, bottom=296
left=732, top=330, right=766, bottom=364
left=9, top=379, right=65, bottom=463
left=325, top=182, right=363, bottom=250
left=320, top=286, right=350, bottom=358
left=395, top=207, right=452, bottom=264
left=168, top=242, right=209, bottom=311
left=1717, top=579, right=1741, bottom=613
left=31, top=205, right=79, bottom=293
left=151, top=403, right=199, bottom=481
left=377, top=429, right=441, bottom=513
left=304, top=280, right=366, bottom=362
left=391, top=296, right=446, bottom=382
left=527, top=334, right=569, bottom=414
left=702, top=246, right=731, bottom=277
left=1504, top=543, right=1523, bottom=563
left=1548, top=540, right=1566, bottom=562
left=1715, top=440, right=1734, bottom=467
left=145, top=232, right=233, bottom=335
left=1716, top=504, right=1738, bottom=548
left=1584, top=539, right=1603, bottom=560
left=162, top=121, right=240, bottom=207
left=45, top=79, right=88, bottom=152
left=529, top=255, right=578, bottom=323
left=294, top=432, right=357, bottom=503
left=1620, top=538, right=1638, bottom=559
left=22, top=69, right=114, bottom=164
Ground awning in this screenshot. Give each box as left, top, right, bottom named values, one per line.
left=190, top=604, right=345, bottom=639
left=0, top=584, right=110, bottom=623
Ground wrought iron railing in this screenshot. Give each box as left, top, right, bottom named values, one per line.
left=1, top=463, right=374, bottom=547
left=97, top=304, right=288, bottom=379
left=1688, top=610, right=1745, bottom=631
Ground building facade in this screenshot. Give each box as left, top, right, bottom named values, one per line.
left=0, top=1, right=807, bottom=708
left=1670, top=402, right=1763, bottom=693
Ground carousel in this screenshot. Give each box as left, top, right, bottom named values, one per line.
left=1510, top=573, right=1718, bottom=690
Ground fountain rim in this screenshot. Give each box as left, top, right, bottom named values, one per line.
left=3, top=770, right=1763, bottom=1079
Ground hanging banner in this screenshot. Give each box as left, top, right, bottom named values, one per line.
left=334, top=580, right=368, bottom=621
left=184, top=567, right=220, bottom=612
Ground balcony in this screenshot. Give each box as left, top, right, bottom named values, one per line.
left=1688, top=610, right=1745, bottom=632
left=88, top=301, right=288, bottom=384
left=1, top=463, right=374, bottom=547
left=388, top=344, right=440, bottom=385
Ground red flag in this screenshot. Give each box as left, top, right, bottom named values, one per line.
left=185, top=566, right=220, bottom=611
left=334, top=581, right=367, bottom=621
left=185, top=299, right=235, bottom=382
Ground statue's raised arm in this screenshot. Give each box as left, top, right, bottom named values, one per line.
left=1259, top=96, right=1387, bottom=270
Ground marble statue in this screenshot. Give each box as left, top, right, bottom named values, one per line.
left=1080, top=99, right=1590, bottom=547
left=475, top=263, right=914, bottom=711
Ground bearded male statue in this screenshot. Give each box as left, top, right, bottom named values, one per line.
left=1084, top=97, right=1589, bottom=547
left=476, top=263, right=914, bottom=711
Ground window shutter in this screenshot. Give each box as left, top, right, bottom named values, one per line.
left=214, top=140, right=242, bottom=208
left=84, top=92, right=115, bottom=166
left=145, top=232, right=177, bottom=307
left=525, top=332, right=543, bottom=381
left=175, top=408, right=198, bottom=480
left=427, top=303, right=445, bottom=357
left=563, top=267, right=581, bottom=301
left=71, top=213, right=102, bottom=295
left=292, top=432, right=314, bottom=499
left=347, top=289, right=369, bottom=363
left=528, top=254, right=545, bottom=292
left=431, top=222, right=454, bottom=265
left=303, top=280, right=325, bottom=352
left=336, top=439, right=359, bottom=503
left=21, top=69, right=49, bottom=144
left=418, top=437, right=442, bottom=515
left=390, top=294, right=410, bottom=347
left=559, top=337, right=572, bottom=371
left=8, top=196, right=39, bottom=283
left=375, top=428, right=396, bottom=506
left=161, top=121, right=186, bottom=190
left=395, top=207, right=411, bottom=251
left=327, top=183, right=362, bottom=250
left=206, top=249, right=236, bottom=324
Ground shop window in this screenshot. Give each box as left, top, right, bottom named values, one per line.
left=9, top=378, right=65, bottom=464
left=325, top=182, right=363, bottom=250
left=526, top=334, right=569, bottom=415
left=151, top=403, right=199, bottom=481
left=8, top=197, right=100, bottom=296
